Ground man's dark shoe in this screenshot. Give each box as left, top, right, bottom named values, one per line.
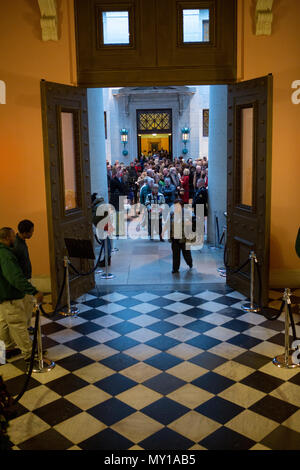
left=6, top=348, right=22, bottom=359
left=172, top=270, right=179, bottom=274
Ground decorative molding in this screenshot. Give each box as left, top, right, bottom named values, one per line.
left=0, top=80, right=6, bottom=104
left=37, top=0, right=58, bottom=41
left=255, top=0, right=274, bottom=36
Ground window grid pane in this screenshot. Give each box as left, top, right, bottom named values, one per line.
left=183, top=9, right=210, bottom=43
left=102, top=11, right=130, bottom=45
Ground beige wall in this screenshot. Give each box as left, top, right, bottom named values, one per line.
left=0, top=0, right=76, bottom=284
left=237, top=0, right=300, bottom=286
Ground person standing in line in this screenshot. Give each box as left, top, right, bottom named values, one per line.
left=180, top=168, right=190, bottom=204
left=0, top=227, right=43, bottom=363
left=13, top=220, right=35, bottom=334
left=167, top=200, right=193, bottom=274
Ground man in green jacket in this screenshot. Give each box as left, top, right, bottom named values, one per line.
left=14, top=219, right=35, bottom=334
left=0, top=227, right=43, bottom=362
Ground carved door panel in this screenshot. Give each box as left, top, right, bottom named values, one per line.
left=41, top=81, right=95, bottom=306
left=227, top=75, right=273, bottom=307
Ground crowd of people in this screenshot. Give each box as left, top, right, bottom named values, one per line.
left=107, top=151, right=208, bottom=215
left=104, top=151, right=209, bottom=273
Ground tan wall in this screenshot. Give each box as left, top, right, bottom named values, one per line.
left=0, top=0, right=76, bottom=283
left=237, top=0, right=300, bottom=286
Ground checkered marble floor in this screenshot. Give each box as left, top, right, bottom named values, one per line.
left=1, top=284, right=300, bottom=451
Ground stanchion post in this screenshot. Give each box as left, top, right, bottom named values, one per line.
left=217, top=224, right=227, bottom=277
left=241, top=251, right=260, bottom=313
left=273, top=288, right=299, bottom=369
left=59, top=256, right=79, bottom=317
left=32, top=304, right=55, bottom=373
left=100, top=238, right=116, bottom=280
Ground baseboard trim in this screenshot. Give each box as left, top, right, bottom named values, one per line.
left=270, top=269, right=300, bottom=289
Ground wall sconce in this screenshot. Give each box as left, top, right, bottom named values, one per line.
left=120, top=128, right=129, bottom=156
left=181, top=127, right=190, bottom=155
left=0, top=80, right=6, bottom=104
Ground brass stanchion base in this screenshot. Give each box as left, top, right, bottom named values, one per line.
left=100, top=273, right=116, bottom=280
left=31, top=357, right=56, bottom=373
left=241, top=302, right=261, bottom=313
left=59, top=306, right=80, bottom=317
left=217, top=267, right=226, bottom=277
left=272, top=351, right=299, bottom=369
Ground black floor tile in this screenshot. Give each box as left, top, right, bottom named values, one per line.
left=189, top=351, right=227, bottom=370
left=116, top=298, right=143, bottom=308
left=267, top=332, right=294, bottom=346
left=233, top=351, right=270, bottom=369
left=241, top=370, right=284, bottom=393
left=105, top=336, right=140, bottom=352
left=42, top=336, right=59, bottom=349
left=145, top=336, right=180, bottom=351
left=148, top=309, right=179, bottom=320
left=261, top=426, right=300, bottom=450
left=114, top=310, right=142, bottom=321
left=216, top=307, right=245, bottom=319
left=41, top=322, right=66, bottom=336
left=87, top=398, right=135, bottom=426
left=144, top=352, right=182, bottom=371
left=259, top=319, right=285, bottom=332
left=221, top=319, right=254, bottom=332
left=72, top=322, right=104, bottom=335
left=99, top=353, right=138, bottom=371
left=200, top=426, right=255, bottom=450
left=33, top=398, right=82, bottom=426
left=79, top=309, right=106, bottom=320
left=191, top=371, right=234, bottom=394
left=147, top=321, right=178, bottom=334
left=139, top=427, right=194, bottom=450
left=141, top=397, right=189, bottom=425
left=143, top=372, right=186, bottom=395
left=56, top=353, right=94, bottom=372
left=213, top=296, right=242, bottom=307
left=18, top=428, right=73, bottom=451
left=83, top=299, right=109, bottom=308
left=110, top=322, right=140, bottom=335
left=5, top=374, right=40, bottom=397
left=227, top=334, right=262, bottom=349
left=63, top=336, right=100, bottom=352
left=288, top=372, right=300, bottom=386
left=148, top=298, right=176, bottom=308
left=46, top=373, right=89, bottom=396
left=186, top=335, right=221, bottom=350
left=94, top=373, right=137, bottom=395
left=79, top=428, right=134, bottom=450
left=249, top=395, right=298, bottom=423
left=195, top=396, right=244, bottom=424
left=185, top=320, right=215, bottom=334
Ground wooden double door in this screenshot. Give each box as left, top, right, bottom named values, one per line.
left=41, top=75, right=272, bottom=307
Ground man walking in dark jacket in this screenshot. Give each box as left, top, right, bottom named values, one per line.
left=0, top=227, right=43, bottom=362
left=14, top=220, right=35, bottom=333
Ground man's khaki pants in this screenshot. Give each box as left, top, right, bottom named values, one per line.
left=0, top=299, right=32, bottom=360
left=23, top=294, right=35, bottom=328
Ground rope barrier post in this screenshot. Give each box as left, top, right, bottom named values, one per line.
left=217, top=223, right=227, bottom=277
left=241, top=251, right=260, bottom=313
left=32, top=304, right=55, bottom=374
left=100, top=238, right=116, bottom=280
left=273, top=288, right=300, bottom=369
left=59, top=256, right=79, bottom=317
left=209, top=212, right=220, bottom=250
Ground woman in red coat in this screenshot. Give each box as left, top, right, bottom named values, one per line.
left=180, top=168, right=190, bottom=204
